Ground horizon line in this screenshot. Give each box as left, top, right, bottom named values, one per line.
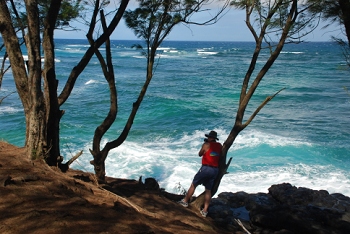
left=52, top=38, right=333, bottom=43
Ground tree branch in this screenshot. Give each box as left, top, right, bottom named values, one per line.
left=58, top=0, right=129, bottom=106
left=243, top=88, right=285, bottom=128
left=0, top=91, right=16, bottom=105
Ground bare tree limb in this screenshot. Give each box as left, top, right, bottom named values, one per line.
left=243, top=88, right=286, bottom=128
left=58, top=0, right=129, bottom=106
left=0, top=91, right=16, bottom=105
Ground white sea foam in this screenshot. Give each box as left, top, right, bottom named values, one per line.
left=158, top=48, right=179, bottom=54
left=218, top=163, right=350, bottom=197
left=157, top=54, right=175, bottom=58
left=280, top=51, right=304, bottom=54
left=157, top=47, right=172, bottom=50
left=197, top=51, right=218, bottom=55
left=179, top=128, right=312, bottom=151
left=232, top=130, right=312, bottom=149
left=65, top=127, right=350, bottom=199
left=64, top=48, right=85, bottom=53
left=2, top=55, right=61, bottom=63
left=0, top=106, right=22, bottom=115
left=85, top=79, right=100, bottom=85
left=66, top=44, right=90, bottom=48
left=66, top=79, right=104, bottom=95
left=117, top=51, right=140, bottom=57
left=196, top=48, right=218, bottom=55
left=106, top=141, right=350, bottom=197
left=132, top=55, right=145, bottom=59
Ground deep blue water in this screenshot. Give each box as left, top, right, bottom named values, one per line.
left=1, top=39, right=349, bottom=196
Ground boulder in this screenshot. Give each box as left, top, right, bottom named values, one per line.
left=209, top=183, right=350, bottom=234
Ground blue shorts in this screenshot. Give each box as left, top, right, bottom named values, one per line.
left=192, top=165, right=219, bottom=190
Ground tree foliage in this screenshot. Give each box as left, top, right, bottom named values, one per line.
left=307, top=0, right=350, bottom=67
left=0, top=0, right=85, bottom=91
left=307, top=0, right=350, bottom=29
left=231, top=0, right=320, bottom=44
left=124, top=0, right=182, bottom=44
left=8, top=0, right=84, bottom=31
left=124, top=0, right=229, bottom=52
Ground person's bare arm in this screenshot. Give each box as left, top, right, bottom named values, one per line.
left=198, top=142, right=210, bottom=156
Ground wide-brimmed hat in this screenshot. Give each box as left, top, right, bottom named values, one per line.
left=205, top=130, right=219, bottom=140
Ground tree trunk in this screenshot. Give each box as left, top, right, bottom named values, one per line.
left=42, top=0, right=63, bottom=166
left=1, top=1, right=49, bottom=160
left=339, top=0, right=350, bottom=44
left=24, top=0, right=48, bottom=160
left=0, top=2, right=29, bottom=106
left=0, top=1, right=61, bottom=162
left=90, top=150, right=107, bottom=183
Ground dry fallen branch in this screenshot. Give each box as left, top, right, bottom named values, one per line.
left=58, top=150, right=83, bottom=172
left=67, top=150, right=83, bottom=166
left=235, top=219, right=251, bottom=234
left=99, top=186, right=158, bottom=218
left=88, top=172, right=157, bottom=217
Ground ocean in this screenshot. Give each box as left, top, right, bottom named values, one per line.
left=1, top=39, right=349, bottom=197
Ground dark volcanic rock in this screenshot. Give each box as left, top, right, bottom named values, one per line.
left=209, top=183, right=350, bottom=234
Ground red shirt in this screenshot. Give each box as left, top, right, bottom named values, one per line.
left=202, top=141, right=222, bottom=167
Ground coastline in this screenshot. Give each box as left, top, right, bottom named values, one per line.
left=1, top=141, right=349, bottom=233
left=0, top=141, right=230, bottom=233
left=2, top=39, right=349, bottom=199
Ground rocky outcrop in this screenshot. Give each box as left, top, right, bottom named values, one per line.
left=209, top=183, right=350, bottom=234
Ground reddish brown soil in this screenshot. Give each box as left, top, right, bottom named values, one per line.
left=0, top=141, right=232, bottom=234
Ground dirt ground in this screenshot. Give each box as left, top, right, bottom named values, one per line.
left=0, top=141, right=233, bottom=234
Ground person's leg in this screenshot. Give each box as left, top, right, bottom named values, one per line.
left=202, top=189, right=211, bottom=213
left=183, top=183, right=196, bottom=203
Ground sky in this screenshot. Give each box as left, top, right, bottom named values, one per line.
left=54, top=1, right=342, bottom=42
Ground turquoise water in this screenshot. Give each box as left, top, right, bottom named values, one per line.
left=1, top=39, right=349, bottom=197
